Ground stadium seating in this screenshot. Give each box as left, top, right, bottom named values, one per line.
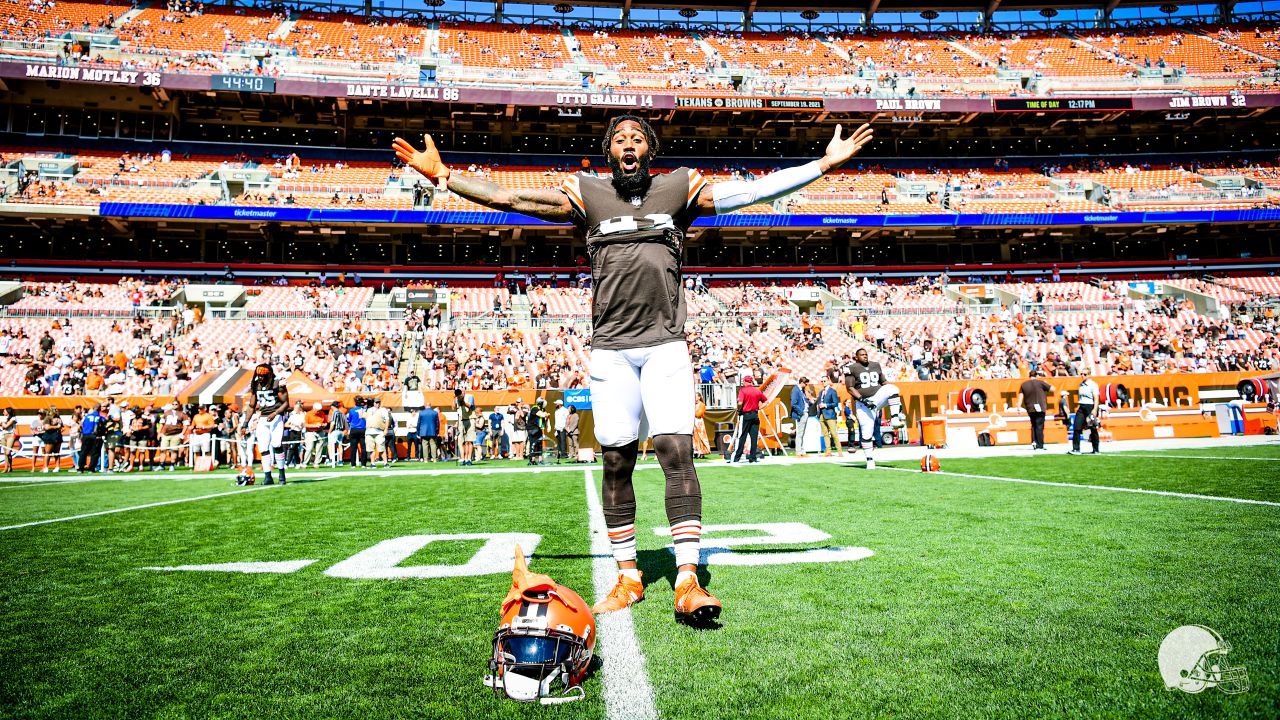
left=960, top=33, right=1130, bottom=76
left=1162, top=278, right=1255, bottom=304
left=0, top=0, right=120, bottom=39
left=118, top=7, right=279, bottom=53
left=1127, top=28, right=1275, bottom=75
left=1214, top=276, right=1280, bottom=300
left=448, top=287, right=510, bottom=317
left=702, top=31, right=850, bottom=77
left=1212, top=25, right=1280, bottom=63
left=286, top=12, right=426, bottom=62
left=4, top=148, right=1275, bottom=216
left=436, top=22, right=568, bottom=70
left=276, top=161, right=397, bottom=195
left=577, top=29, right=708, bottom=78
left=242, top=286, right=374, bottom=317
left=4, top=15, right=1278, bottom=89
left=829, top=32, right=996, bottom=79
left=1, top=271, right=1276, bottom=397
left=177, top=317, right=403, bottom=392
left=74, top=154, right=235, bottom=187
left=234, top=193, right=412, bottom=209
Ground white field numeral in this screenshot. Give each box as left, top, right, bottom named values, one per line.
left=145, top=533, right=541, bottom=578
left=323, top=533, right=542, bottom=579
left=654, top=522, right=874, bottom=566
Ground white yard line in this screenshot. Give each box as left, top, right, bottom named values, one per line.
left=880, top=467, right=1280, bottom=508
left=1109, top=454, right=1280, bottom=462
left=0, top=485, right=282, bottom=531
left=583, top=468, right=659, bottom=720
left=0, top=480, right=94, bottom=490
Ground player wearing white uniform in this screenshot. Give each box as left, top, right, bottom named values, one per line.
left=247, top=363, right=291, bottom=485
left=395, top=115, right=874, bottom=625
left=843, top=348, right=903, bottom=470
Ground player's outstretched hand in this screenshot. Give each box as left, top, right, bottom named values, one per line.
left=392, top=134, right=451, bottom=189
left=819, top=123, right=875, bottom=172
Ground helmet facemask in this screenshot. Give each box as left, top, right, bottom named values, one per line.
left=1191, top=642, right=1250, bottom=695
left=486, top=592, right=593, bottom=704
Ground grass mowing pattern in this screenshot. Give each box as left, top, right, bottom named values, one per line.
left=2, top=447, right=1277, bottom=719
left=1, top=471, right=603, bottom=720
left=885, top=445, right=1280, bottom=502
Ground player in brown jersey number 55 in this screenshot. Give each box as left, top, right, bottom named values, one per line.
left=394, top=117, right=873, bottom=626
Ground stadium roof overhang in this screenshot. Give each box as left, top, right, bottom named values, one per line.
left=567, top=0, right=1185, bottom=21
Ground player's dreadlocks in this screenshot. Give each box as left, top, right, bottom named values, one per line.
left=600, top=115, right=661, bottom=158
left=250, top=362, right=274, bottom=391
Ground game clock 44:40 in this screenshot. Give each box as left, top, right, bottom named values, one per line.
left=211, top=75, right=276, bottom=94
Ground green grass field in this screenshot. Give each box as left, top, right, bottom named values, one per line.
left=1, top=445, right=1277, bottom=719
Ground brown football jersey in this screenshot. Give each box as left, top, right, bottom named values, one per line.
left=560, top=169, right=707, bottom=350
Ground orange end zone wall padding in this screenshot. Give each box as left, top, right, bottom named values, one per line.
left=893, top=371, right=1258, bottom=424
left=939, top=407, right=1275, bottom=447
left=0, top=372, right=1274, bottom=450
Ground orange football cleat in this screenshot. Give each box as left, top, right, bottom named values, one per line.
left=674, top=575, right=722, bottom=625
left=592, top=572, right=644, bottom=614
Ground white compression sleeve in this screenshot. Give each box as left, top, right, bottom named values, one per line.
left=711, top=161, right=823, bottom=214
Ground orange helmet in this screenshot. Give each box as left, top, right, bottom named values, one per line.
left=485, top=546, right=594, bottom=705
left=920, top=453, right=940, bottom=473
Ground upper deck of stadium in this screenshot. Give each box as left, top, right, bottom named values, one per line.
left=0, top=0, right=1277, bottom=99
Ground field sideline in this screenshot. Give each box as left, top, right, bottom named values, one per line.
left=1, top=437, right=1277, bottom=719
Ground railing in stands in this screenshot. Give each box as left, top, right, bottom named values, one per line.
left=0, top=38, right=63, bottom=58
left=698, top=382, right=740, bottom=410
left=0, top=306, right=177, bottom=319
left=851, top=305, right=998, bottom=317
left=1019, top=302, right=1127, bottom=314
left=206, top=307, right=406, bottom=320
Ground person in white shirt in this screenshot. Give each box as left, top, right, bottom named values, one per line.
left=553, top=399, right=570, bottom=460
left=285, top=401, right=307, bottom=467
left=365, top=398, right=391, bottom=466
left=1069, top=374, right=1101, bottom=455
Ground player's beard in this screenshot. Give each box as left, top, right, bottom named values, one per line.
left=608, top=152, right=653, bottom=198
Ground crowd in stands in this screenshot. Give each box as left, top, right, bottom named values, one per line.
left=4, top=4, right=1279, bottom=92
left=0, top=271, right=1276, bottom=475
left=5, top=147, right=1277, bottom=214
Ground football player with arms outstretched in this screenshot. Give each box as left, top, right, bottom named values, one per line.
left=245, top=363, right=291, bottom=485
left=843, top=348, right=904, bottom=470
left=395, top=116, right=873, bottom=625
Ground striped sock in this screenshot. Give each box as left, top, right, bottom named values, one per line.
left=606, top=523, right=637, bottom=563
left=670, top=519, right=702, bottom=569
